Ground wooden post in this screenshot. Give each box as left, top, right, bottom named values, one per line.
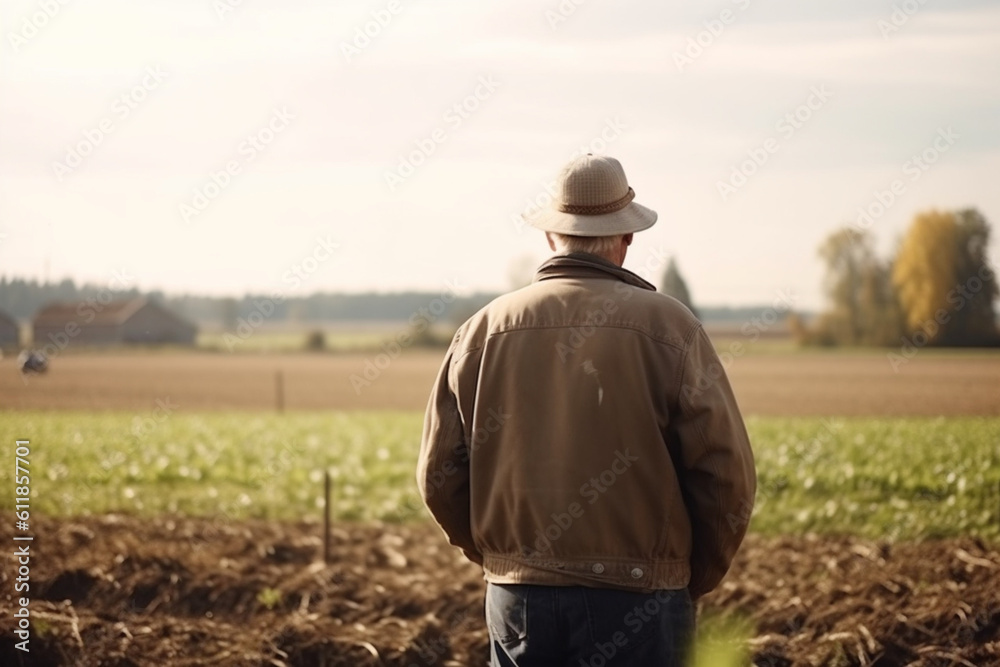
left=324, top=469, right=331, bottom=564
left=275, top=370, right=285, bottom=413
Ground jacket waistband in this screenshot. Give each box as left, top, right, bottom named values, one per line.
left=482, top=552, right=691, bottom=592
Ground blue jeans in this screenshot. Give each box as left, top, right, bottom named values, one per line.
left=486, top=583, right=694, bottom=667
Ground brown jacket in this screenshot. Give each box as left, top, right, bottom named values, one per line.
left=418, top=253, right=755, bottom=597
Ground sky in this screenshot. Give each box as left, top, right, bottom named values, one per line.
left=1, top=0, right=999, bottom=310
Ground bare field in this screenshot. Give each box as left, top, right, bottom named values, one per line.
left=2, top=515, right=998, bottom=666
left=1, top=348, right=998, bottom=415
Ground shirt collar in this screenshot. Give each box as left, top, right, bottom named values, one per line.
left=532, top=252, right=657, bottom=292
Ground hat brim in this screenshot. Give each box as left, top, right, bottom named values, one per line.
left=526, top=201, right=657, bottom=236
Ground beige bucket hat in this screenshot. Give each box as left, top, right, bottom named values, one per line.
left=526, top=154, right=657, bottom=236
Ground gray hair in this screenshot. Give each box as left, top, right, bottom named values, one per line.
left=549, top=233, right=624, bottom=260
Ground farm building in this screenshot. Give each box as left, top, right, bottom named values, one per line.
left=0, top=310, right=20, bottom=348
left=33, top=298, right=197, bottom=346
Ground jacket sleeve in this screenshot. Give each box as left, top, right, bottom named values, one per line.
left=417, top=341, right=481, bottom=564
left=671, top=325, right=756, bottom=599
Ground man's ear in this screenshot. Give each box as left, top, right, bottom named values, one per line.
left=546, top=233, right=558, bottom=252
left=623, top=233, right=634, bottom=247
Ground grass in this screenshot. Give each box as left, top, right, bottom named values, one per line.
left=749, top=416, right=1000, bottom=539
left=3, top=411, right=998, bottom=540
left=691, top=613, right=754, bottom=667
left=709, top=335, right=1000, bottom=358
left=196, top=330, right=390, bottom=353
left=195, top=325, right=455, bottom=353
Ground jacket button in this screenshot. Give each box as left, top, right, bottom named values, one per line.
left=591, top=563, right=605, bottom=574
left=630, top=567, right=643, bottom=579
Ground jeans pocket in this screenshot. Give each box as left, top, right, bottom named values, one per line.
left=486, top=584, right=529, bottom=648
left=582, top=588, right=690, bottom=658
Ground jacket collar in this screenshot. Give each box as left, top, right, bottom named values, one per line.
left=532, top=252, right=657, bottom=292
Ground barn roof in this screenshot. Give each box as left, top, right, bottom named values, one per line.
left=34, top=298, right=164, bottom=327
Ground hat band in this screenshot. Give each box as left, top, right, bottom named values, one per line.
left=557, top=188, right=635, bottom=215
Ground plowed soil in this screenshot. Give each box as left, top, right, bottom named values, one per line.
left=2, top=349, right=999, bottom=415
left=2, top=515, right=998, bottom=666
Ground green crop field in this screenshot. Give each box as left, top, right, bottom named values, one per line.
left=4, top=411, right=999, bottom=540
